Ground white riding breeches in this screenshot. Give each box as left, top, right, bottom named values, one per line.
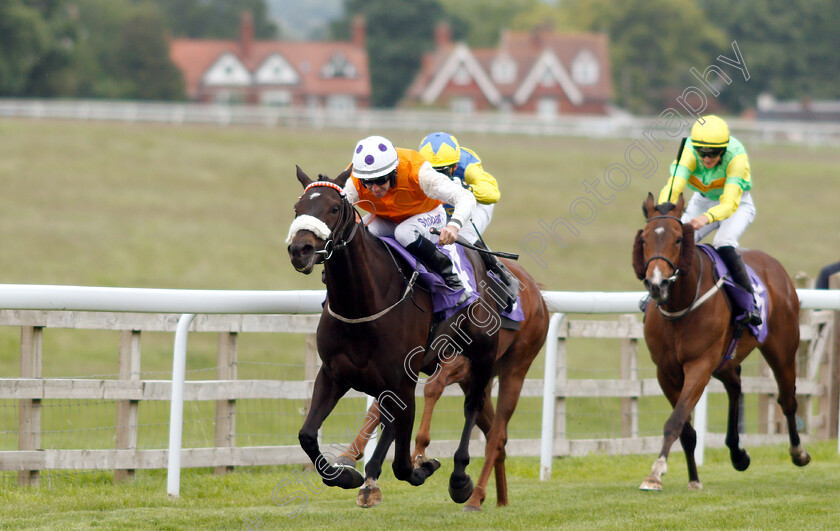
left=681, top=191, right=755, bottom=248
left=363, top=204, right=448, bottom=247
left=458, top=203, right=495, bottom=245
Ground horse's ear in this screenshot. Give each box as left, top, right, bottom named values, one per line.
left=677, top=223, right=696, bottom=272
left=296, top=165, right=313, bottom=189
left=334, top=166, right=352, bottom=188
left=632, top=229, right=646, bottom=280
left=674, top=193, right=685, bottom=217
left=643, top=193, right=656, bottom=219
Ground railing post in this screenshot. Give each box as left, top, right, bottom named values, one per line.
left=115, top=330, right=141, bottom=483
left=167, top=313, right=195, bottom=499
left=215, top=331, right=237, bottom=475
left=540, top=313, right=565, bottom=481
left=619, top=314, right=639, bottom=438
left=828, top=274, right=840, bottom=447
left=18, top=326, right=43, bottom=486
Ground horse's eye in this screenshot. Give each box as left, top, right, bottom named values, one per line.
left=330, top=205, right=340, bottom=214
left=675, top=237, right=683, bottom=245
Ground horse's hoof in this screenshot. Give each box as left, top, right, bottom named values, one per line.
left=449, top=476, right=474, bottom=504
left=413, top=454, right=426, bottom=468
left=334, top=455, right=358, bottom=468
left=419, top=458, right=441, bottom=476
left=323, top=465, right=364, bottom=489
left=793, top=451, right=811, bottom=467
left=464, top=485, right=485, bottom=511
left=357, top=484, right=382, bottom=508
left=463, top=503, right=482, bottom=512
left=639, top=478, right=662, bottom=491
left=687, top=480, right=703, bottom=490
left=732, top=450, right=750, bottom=472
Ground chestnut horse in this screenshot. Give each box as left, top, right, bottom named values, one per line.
left=287, top=166, right=502, bottom=508
left=335, top=258, right=548, bottom=511
left=632, top=193, right=810, bottom=491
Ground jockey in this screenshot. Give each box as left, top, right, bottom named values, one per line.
left=658, top=115, right=762, bottom=326
left=343, top=135, right=476, bottom=303
left=418, top=132, right=519, bottom=303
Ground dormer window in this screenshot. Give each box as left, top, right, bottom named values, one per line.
left=572, top=49, right=599, bottom=85
left=452, top=62, right=471, bottom=85
left=321, top=53, right=357, bottom=79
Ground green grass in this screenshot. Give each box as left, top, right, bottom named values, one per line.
left=0, top=441, right=837, bottom=529
left=0, top=118, right=838, bottom=527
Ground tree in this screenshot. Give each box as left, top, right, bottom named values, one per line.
left=698, top=0, right=840, bottom=111
left=151, top=0, right=278, bottom=39
left=0, top=1, right=52, bottom=96
left=333, top=0, right=450, bottom=108
left=441, top=0, right=542, bottom=47
left=562, top=0, right=728, bottom=113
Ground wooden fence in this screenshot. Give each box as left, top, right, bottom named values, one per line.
left=1, top=301, right=836, bottom=486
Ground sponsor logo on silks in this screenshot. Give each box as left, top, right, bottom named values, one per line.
left=418, top=213, right=442, bottom=228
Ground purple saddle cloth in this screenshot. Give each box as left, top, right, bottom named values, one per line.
left=698, top=244, right=768, bottom=342
left=381, top=236, right=524, bottom=322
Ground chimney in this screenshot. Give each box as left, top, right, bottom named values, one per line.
left=352, top=15, right=366, bottom=48
left=240, top=11, right=254, bottom=58
left=435, top=22, right=451, bottom=49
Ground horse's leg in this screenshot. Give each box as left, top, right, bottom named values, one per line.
left=412, top=356, right=472, bottom=466
left=760, top=340, right=811, bottom=467
left=390, top=387, right=441, bottom=487
left=336, top=400, right=382, bottom=467
left=298, top=368, right=364, bottom=489
left=465, top=368, right=525, bottom=511
left=640, top=359, right=713, bottom=491
left=449, top=359, right=493, bottom=504
left=356, top=411, right=397, bottom=508
left=715, top=364, right=751, bottom=471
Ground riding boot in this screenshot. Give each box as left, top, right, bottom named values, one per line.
left=405, top=238, right=469, bottom=305
left=474, top=241, right=520, bottom=310
left=717, top=245, right=762, bottom=326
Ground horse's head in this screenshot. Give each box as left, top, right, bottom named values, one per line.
left=632, top=193, right=695, bottom=303
left=287, top=165, right=353, bottom=274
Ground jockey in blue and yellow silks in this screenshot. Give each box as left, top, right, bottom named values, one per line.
left=418, top=132, right=518, bottom=304
left=657, top=115, right=761, bottom=326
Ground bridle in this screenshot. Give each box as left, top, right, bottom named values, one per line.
left=300, top=181, right=419, bottom=324
left=301, top=181, right=360, bottom=261
left=643, top=214, right=723, bottom=320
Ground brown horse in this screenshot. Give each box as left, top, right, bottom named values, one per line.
left=335, top=258, right=549, bottom=511
left=287, top=166, right=502, bottom=508
left=632, top=193, right=810, bottom=491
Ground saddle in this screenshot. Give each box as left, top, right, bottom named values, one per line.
left=697, top=245, right=768, bottom=342
left=380, top=236, right=524, bottom=327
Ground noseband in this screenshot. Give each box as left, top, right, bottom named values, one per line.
left=302, top=182, right=359, bottom=261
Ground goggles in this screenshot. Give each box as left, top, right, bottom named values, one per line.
left=695, top=147, right=725, bottom=159
left=361, top=175, right=390, bottom=188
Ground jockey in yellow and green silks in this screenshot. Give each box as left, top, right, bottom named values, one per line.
left=657, top=115, right=761, bottom=326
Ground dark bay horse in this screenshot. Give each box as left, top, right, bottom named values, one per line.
left=335, top=258, right=548, bottom=511
left=632, top=193, right=810, bottom=491
left=287, top=166, right=501, bottom=507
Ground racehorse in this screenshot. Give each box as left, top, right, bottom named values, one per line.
left=335, top=258, right=549, bottom=511
left=632, top=193, right=810, bottom=491
left=287, top=166, right=502, bottom=508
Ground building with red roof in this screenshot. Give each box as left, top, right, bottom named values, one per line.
left=404, top=25, right=613, bottom=116
left=170, top=14, right=371, bottom=109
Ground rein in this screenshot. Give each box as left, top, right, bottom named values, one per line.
left=302, top=181, right=417, bottom=323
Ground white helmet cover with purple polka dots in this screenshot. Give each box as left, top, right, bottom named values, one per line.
left=351, top=136, right=399, bottom=179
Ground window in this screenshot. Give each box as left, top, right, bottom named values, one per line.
left=255, top=55, right=299, bottom=85
left=326, top=94, right=355, bottom=111
left=572, top=50, right=599, bottom=85
left=261, top=90, right=292, bottom=106
left=321, top=53, right=357, bottom=79
left=491, top=57, right=516, bottom=84
left=537, top=97, right=558, bottom=119
left=453, top=63, right=472, bottom=86
left=450, top=97, right=474, bottom=114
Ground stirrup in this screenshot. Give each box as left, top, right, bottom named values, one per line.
left=745, top=309, right=762, bottom=326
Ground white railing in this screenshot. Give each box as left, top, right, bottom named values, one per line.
left=3, top=99, right=840, bottom=145
left=0, top=285, right=837, bottom=497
